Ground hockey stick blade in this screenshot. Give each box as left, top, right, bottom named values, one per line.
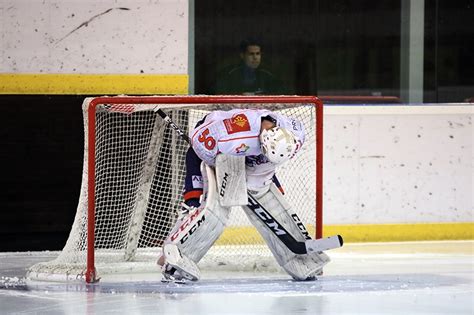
left=246, top=192, right=344, bottom=254
left=305, top=235, right=343, bottom=253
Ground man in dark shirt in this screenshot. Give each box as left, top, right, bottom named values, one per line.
left=214, top=39, right=286, bottom=95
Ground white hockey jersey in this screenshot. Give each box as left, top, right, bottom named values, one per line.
left=190, top=109, right=305, bottom=167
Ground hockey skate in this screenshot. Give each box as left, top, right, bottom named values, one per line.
left=160, top=243, right=200, bottom=283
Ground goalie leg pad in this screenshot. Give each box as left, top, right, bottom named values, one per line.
left=242, top=183, right=330, bottom=280
left=160, top=164, right=231, bottom=280
left=164, top=201, right=230, bottom=263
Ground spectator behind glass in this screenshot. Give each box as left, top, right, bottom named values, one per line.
left=214, top=39, right=287, bottom=95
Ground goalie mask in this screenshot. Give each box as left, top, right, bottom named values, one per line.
left=260, top=127, right=299, bottom=165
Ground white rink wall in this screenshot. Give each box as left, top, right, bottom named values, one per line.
left=324, top=105, right=473, bottom=225
left=0, top=0, right=188, bottom=74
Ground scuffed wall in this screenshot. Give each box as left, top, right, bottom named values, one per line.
left=324, top=105, right=473, bottom=224
left=1, top=0, right=188, bottom=74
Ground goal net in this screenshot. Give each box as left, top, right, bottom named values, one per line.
left=27, top=95, right=323, bottom=283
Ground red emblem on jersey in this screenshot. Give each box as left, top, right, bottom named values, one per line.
left=223, top=114, right=251, bottom=134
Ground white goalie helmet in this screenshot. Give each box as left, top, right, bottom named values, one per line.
left=260, top=126, right=299, bottom=165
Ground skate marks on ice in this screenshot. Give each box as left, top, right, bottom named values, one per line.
left=8, top=273, right=465, bottom=295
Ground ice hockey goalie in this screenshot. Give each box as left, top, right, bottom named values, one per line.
left=157, top=109, right=330, bottom=281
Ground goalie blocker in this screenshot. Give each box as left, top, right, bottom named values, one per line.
left=158, top=155, right=332, bottom=281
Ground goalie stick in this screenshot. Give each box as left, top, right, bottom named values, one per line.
left=155, top=107, right=343, bottom=254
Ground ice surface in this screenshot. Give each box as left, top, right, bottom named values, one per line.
left=1, top=241, right=472, bottom=315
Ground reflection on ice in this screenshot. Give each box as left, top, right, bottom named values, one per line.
left=0, top=241, right=472, bottom=315
left=20, top=273, right=466, bottom=295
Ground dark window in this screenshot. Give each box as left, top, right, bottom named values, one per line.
left=195, top=0, right=473, bottom=103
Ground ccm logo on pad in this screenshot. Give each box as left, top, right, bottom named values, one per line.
left=171, top=209, right=206, bottom=244
left=247, top=197, right=286, bottom=236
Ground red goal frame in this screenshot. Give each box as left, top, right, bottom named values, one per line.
left=85, top=95, right=324, bottom=283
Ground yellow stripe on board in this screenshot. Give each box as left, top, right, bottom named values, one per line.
left=0, top=73, right=188, bottom=95
left=215, top=222, right=473, bottom=245
left=324, top=222, right=474, bottom=242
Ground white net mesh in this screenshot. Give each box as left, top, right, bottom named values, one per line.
left=27, top=96, right=321, bottom=282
